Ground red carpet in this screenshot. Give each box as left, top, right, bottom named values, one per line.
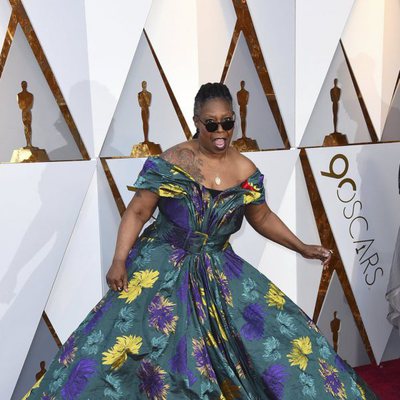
left=355, top=358, right=400, bottom=399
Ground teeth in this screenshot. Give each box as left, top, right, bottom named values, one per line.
left=215, top=138, right=225, bottom=148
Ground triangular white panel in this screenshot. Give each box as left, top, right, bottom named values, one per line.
left=0, top=0, right=11, bottom=48
left=0, top=25, right=81, bottom=162
left=381, top=0, right=400, bottom=135
left=197, top=0, right=236, bottom=83
left=45, top=166, right=102, bottom=343
left=341, top=0, right=400, bottom=137
left=341, top=1, right=384, bottom=136
left=381, top=326, right=400, bottom=362
left=100, top=33, right=186, bottom=157
left=22, top=0, right=93, bottom=155
left=301, top=43, right=372, bottom=147
left=85, top=0, right=152, bottom=156
left=317, top=271, right=370, bottom=367
left=0, top=160, right=95, bottom=400
left=296, top=0, right=355, bottom=145
left=105, top=157, right=146, bottom=207
left=307, top=143, right=400, bottom=363
left=224, top=33, right=284, bottom=150
left=97, top=162, right=121, bottom=295
left=145, top=0, right=199, bottom=126
left=11, top=317, right=58, bottom=400
left=232, top=150, right=299, bottom=286
left=247, top=0, right=295, bottom=145
left=381, top=81, right=400, bottom=142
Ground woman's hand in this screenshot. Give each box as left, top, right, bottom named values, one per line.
left=300, top=244, right=333, bottom=270
left=106, top=189, right=158, bottom=293
left=106, top=260, right=128, bottom=292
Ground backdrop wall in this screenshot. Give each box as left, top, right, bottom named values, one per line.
left=1, top=1, right=400, bottom=398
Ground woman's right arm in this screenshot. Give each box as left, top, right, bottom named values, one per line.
left=106, top=189, right=159, bottom=292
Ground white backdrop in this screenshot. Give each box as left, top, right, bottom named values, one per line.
left=0, top=26, right=81, bottom=161
left=1, top=0, right=400, bottom=398
left=307, top=143, right=400, bottom=363
left=224, top=33, right=285, bottom=150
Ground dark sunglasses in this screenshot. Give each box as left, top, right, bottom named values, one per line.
left=197, top=115, right=235, bottom=132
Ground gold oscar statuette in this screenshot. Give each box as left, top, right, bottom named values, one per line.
left=130, top=81, right=162, bottom=158
left=232, top=80, right=260, bottom=152
left=10, top=81, right=49, bottom=163
left=323, top=78, right=348, bottom=147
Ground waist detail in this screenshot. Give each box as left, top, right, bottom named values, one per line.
left=158, top=222, right=230, bottom=254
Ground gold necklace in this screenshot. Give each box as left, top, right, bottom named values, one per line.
left=198, top=143, right=226, bottom=186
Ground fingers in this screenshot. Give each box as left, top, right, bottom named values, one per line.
left=123, top=274, right=129, bottom=292
left=302, top=244, right=333, bottom=271
left=106, top=277, right=126, bottom=292
left=117, top=278, right=124, bottom=292
left=320, top=247, right=333, bottom=271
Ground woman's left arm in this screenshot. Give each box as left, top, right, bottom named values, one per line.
left=245, top=202, right=332, bottom=269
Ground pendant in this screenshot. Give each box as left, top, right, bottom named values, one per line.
left=215, top=176, right=221, bottom=185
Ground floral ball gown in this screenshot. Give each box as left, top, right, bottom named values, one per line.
left=24, top=156, right=377, bottom=399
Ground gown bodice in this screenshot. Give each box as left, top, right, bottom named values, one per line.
left=128, top=156, right=266, bottom=250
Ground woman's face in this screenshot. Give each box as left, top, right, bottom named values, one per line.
left=194, top=98, right=235, bottom=154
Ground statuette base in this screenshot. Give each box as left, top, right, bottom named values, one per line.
left=322, top=132, right=348, bottom=147
left=10, top=146, right=50, bottom=163
left=130, top=141, right=162, bottom=158
left=232, top=137, right=260, bottom=152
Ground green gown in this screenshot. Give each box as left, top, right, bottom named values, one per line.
left=23, top=156, right=377, bottom=399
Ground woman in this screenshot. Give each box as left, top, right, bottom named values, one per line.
left=24, top=83, right=376, bottom=399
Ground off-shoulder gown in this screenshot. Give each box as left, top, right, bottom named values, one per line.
left=24, top=156, right=377, bottom=399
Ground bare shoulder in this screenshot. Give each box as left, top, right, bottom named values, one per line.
left=160, top=140, right=205, bottom=182
left=160, top=140, right=196, bottom=164
left=228, top=147, right=258, bottom=180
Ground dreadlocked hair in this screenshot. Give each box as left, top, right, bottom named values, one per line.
left=192, top=82, right=233, bottom=139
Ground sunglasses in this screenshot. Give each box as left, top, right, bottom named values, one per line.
left=197, top=115, right=235, bottom=132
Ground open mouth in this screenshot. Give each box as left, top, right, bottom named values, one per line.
left=213, top=138, right=227, bottom=149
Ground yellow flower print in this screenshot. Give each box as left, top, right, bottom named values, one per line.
left=243, top=191, right=261, bottom=205
left=200, top=287, right=207, bottom=306
left=319, top=358, right=347, bottom=399
left=235, top=362, right=245, bottom=378
left=21, top=374, right=45, bottom=399
left=148, top=293, right=178, bottom=335
left=265, top=282, right=286, bottom=310
left=241, top=180, right=261, bottom=205
left=102, top=335, right=142, bottom=370
left=118, top=269, right=159, bottom=304
left=158, top=183, right=186, bottom=197
left=206, top=330, right=219, bottom=348
left=356, top=383, right=366, bottom=400
left=287, top=336, right=312, bottom=370
left=216, top=270, right=233, bottom=307
left=209, top=303, right=228, bottom=341
left=171, top=165, right=192, bottom=178
left=192, top=337, right=217, bottom=382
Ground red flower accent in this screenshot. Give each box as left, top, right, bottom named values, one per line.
left=241, top=180, right=254, bottom=191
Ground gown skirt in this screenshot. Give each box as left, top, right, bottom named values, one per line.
left=23, top=157, right=377, bottom=399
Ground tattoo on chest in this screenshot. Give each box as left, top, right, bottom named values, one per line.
left=162, top=147, right=205, bottom=183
